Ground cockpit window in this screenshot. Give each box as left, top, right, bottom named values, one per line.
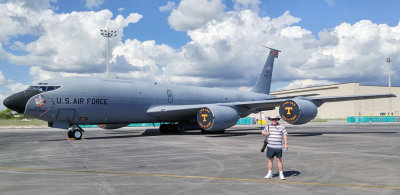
left=28, top=85, right=61, bottom=92
left=28, top=86, right=39, bottom=90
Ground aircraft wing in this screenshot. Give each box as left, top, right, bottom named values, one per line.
left=233, top=93, right=396, bottom=110
left=147, top=99, right=297, bottom=118
left=309, top=93, right=396, bottom=103
left=147, top=93, right=396, bottom=118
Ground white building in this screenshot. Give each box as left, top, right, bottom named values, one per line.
left=255, top=82, right=399, bottom=119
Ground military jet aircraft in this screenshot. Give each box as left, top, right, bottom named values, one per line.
left=3, top=48, right=395, bottom=140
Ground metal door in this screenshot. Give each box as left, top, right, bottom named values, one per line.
left=56, top=109, right=76, bottom=123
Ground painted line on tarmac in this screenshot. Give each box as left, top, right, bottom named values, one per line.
left=0, top=166, right=399, bottom=190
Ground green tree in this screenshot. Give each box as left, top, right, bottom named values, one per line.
left=0, top=108, right=14, bottom=119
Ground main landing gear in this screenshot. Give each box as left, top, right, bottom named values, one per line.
left=67, top=125, right=84, bottom=140
left=159, top=123, right=183, bottom=134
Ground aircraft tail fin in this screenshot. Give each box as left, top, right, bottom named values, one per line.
left=251, top=47, right=280, bottom=94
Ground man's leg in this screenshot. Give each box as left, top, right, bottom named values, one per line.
left=277, top=157, right=283, bottom=171
left=264, top=158, right=274, bottom=179
left=268, top=158, right=273, bottom=171
left=277, top=157, right=285, bottom=180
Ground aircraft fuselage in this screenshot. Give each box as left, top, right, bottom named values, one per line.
left=23, top=77, right=272, bottom=126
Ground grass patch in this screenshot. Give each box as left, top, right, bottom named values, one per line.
left=0, top=119, right=47, bottom=126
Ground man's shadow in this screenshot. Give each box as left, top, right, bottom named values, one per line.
left=273, top=170, right=301, bottom=178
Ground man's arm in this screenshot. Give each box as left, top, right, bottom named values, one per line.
left=283, top=134, right=288, bottom=150
left=261, top=126, right=270, bottom=136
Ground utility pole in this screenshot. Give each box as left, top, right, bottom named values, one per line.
left=386, top=57, right=392, bottom=115
left=100, top=27, right=117, bottom=79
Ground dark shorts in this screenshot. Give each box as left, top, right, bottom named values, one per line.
left=266, top=147, right=283, bottom=159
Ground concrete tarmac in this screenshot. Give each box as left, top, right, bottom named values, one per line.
left=0, top=122, right=399, bottom=195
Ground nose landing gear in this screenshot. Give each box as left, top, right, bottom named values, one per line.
left=67, top=125, right=85, bottom=140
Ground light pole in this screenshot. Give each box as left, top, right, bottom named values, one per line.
left=100, top=27, right=117, bottom=79
left=386, top=57, right=392, bottom=115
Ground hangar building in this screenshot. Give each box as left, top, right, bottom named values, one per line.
left=257, top=82, right=400, bottom=119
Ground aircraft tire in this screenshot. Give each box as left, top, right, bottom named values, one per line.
left=72, top=129, right=83, bottom=140
left=67, top=130, right=73, bottom=138
left=159, top=124, right=167, bottom=134
left=167, top=124, right=174, bottom=132
left=160, top=124, right=181, bottom=134
left=170, top=124, right=179, bottom=133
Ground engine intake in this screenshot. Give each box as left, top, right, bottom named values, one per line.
left=197, top=106, right=239, bottom=131
left=279, top=98, right=318, bottom=125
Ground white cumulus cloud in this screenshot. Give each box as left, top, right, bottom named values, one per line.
left=115, top=7, right=400, bottom=90
left=159, top=1, right=176, bottom=12
left=168, top=0, right=225, bottom=31
left=0, top=71, right=27, bottom=94
left=233, top=0, right=260, bottom=12
left=2, top=2, right=142, bottom=74
left=5, top=0, right=56, bottom=10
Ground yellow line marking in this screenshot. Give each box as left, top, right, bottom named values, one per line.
left=66, top=138, right=84, bottom=141
left=0, top=166, right=399, bottom=190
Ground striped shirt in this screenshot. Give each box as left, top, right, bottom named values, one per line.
left=264, top=124, right=287, bottom=149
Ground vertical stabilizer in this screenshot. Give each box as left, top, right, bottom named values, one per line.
left=251, top=47, right=280, bottom=94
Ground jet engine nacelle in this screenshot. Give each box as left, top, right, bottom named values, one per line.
left=98, top=124, right=129, bottom=129
left=197, top=106, right=239, bottom=131
left=279, top=98, right=318, bottom=125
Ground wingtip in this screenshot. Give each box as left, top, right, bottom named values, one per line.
left=262, top=46, right=281, bottom=52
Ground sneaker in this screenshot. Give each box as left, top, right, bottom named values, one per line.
left=264, top=172, right=273, bottom=179
left=279, top=173, right=285, bottom=180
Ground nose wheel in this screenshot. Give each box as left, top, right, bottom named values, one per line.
left=67, top=125, right=84, bottom=140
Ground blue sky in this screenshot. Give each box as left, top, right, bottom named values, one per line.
left=1, top=0, right=400, bottom=109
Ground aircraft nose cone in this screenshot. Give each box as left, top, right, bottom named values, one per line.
left=3, top=92, right=27, bottom=113
left=3, top=90, right=41, bottom=114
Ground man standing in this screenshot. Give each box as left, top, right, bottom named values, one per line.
left=262, top=115, right=288, bottom=180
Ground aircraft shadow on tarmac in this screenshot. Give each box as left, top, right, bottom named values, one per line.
left=42, top=128, right=253, bottom=141
left=42, top=128, right=398, bottom=141
left=85, top=129, right=397, bottom=140
left=289, top=131, right=398, bottom=137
